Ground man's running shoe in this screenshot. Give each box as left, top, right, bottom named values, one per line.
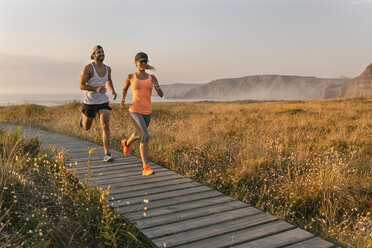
left=142, top=164, right=154, bottom=176
left=103, top=154, right=113, bottom=162
left=79, top=114, right=84, bottom=128
left=121, top=139, right=131, bottom=156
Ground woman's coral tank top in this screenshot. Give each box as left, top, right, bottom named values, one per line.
left=129, top=73, right=153, bottom=114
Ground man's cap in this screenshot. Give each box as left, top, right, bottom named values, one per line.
left=91, top=45, right=103, bottom=59
left=135, top=52, right=148, bottom=62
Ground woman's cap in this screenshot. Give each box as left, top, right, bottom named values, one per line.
left=91, top=45, right=103, bottom=59
left=135, top=52, right=148, bottom=62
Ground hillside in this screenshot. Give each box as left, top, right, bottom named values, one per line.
left=170, top=75, right=352, bottom=100
left=160, top=83, right=202, bottom=98
left=344, top=63, right=372, bottom=97
left=162, top=63, right=372, bottom=100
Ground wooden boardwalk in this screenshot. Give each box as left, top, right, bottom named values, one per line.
left=0, top=123, right=336, bottom=248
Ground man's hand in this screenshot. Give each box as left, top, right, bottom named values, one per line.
left=112, top=91, right=117, bottom=100
left=120, top=99, right=125, bottom=107
left=96, top=86, right=107, bottom=94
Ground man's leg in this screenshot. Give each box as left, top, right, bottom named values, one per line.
left=82, top=115, right=94, bottom=130
left=81, top=104, right=96, bottom=130
left=98, top=109, right=110, bottom=155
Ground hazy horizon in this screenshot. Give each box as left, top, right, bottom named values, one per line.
left=1, top=0, right=372, bottom=94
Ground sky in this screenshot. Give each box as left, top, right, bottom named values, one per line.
left=1, top=0, right=372, bottom=94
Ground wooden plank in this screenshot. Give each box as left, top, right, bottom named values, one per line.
left=74, top=156, right=139, bottom=164
left=109, top=178, right=194, bottom=194
left=75, top=164, right=151, bottom=177
left=68, top=152, right=110, bottom=159
left=70, top=155, right=131, bottom=163
left=78, top=164, right=168, bottom=177
left=73, top=162, right=141, bottom=174
left=68, top=154, right=126, bottom=161
left=76, top=167, right=143, bottom=181
left=63, top=146, right=103, bottom=152
left=96, top=173, right=183, bottom=188
left=45, top=139, right=85, bottom=144
left=85, top=167, right=170, bottom=182
left=68, top=153, right=112, bottom=160
left=125, top=195, right=235, bottom=221
left=42, top=135, right=87, bottom=142
left=67, top=150, right=107, bottom=158
left=85, top=172, right=176, bottom=188
left=143, top=207, right=263, bottom=239
left=151, top=213, right=278, bottom=248
left=232, top=228, right=314, bottom=248
left=74, top=159, right=140, bottom=169
left=68, top=157, right=140, bottom=170
left=285, top=237, right=335, bottom=248
left=69, top=157, right=107, bottom=163
left=43, top=139, right=90, bottom=146
left=117, top=190, right=223, bottom=214
left=92, top=169, right=177, bottom=182
left=110, top=181, right=201, bottom=200
left=111, top=186, right=213, bottom=208
left=94, top=172, right=182, bottom=188
left=136, top=201, right=251, bottom=229
left=73, top=161, right=164, bottom=174
left=71, top=157, right=139, bottom=166
left=174, top=221, right=294, bottom=248
left=63, top=144, right=120, bottom=151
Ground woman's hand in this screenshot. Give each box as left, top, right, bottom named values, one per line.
left=151, top=75, right=164, bottom=98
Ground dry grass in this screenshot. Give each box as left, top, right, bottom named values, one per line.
left=0, top=97, right=371, bottom=247
left=0, top=128, right=151, bottom=247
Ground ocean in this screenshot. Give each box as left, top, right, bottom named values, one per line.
left=0, top=93, right=190, bottom=107
left=0, top=94, right=84, bottom=106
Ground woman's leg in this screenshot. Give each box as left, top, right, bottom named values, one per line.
left=140, top=113, right=152, bottom=167
left=126, top=133, right=137, bottom=146
left=129, top=112, right=151, bottom=168
left=140, top=143, right=149, bottom=168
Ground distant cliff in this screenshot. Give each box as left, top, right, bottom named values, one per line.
left=162, top=63, right=372, bottom=100
left=344, top=63, right=372, bottom=97
left=160, top=84, right=202, bottom=98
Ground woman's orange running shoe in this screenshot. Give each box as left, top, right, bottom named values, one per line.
left=121, top=139, right=131, bottom=156
left=142, top=164, right=154, bottom=176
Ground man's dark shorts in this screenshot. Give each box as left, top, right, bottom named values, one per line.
left=82, top=102, right=112, bottom=118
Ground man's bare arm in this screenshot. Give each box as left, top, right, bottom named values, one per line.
left=105, top=67, right=117, bottom=100
left=79, top=65, right=106, bottom=94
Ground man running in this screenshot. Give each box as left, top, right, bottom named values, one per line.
left=79, top=45, right=117, bottom=162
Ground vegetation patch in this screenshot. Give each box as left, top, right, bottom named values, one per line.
left=0, top=128, right=150, bottom=247
left=0, top=98, right=371, bottom=247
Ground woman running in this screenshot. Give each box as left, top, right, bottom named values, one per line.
left=120, top=52, right=164, bottom=176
